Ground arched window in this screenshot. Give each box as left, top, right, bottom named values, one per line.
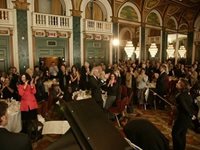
left=85, top=2, right=103, bottom=21
left=146, top=12, right=161, bottom=26
left=166, top=17, right=177, bottom=30
left=120, top=6, right=138, bottom=21
left=179, top=23, right=188, bottom=33
left=35, top=0, right=63, bottom=15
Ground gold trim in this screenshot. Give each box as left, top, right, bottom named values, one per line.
left=12, top=0, right=30, bottom=10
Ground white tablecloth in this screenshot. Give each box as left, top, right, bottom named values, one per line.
left=5, top=100, right=22, bottom=133
left=42, top=121, right=70, bottom=135
left=72, top=90, right=107, bottom=107
left=72, top=90, right=92, bottom=100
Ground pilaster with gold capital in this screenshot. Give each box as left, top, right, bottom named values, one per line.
left=71, top=10, right=82, bottom=17
left=12, top=0, right=30, bottom=10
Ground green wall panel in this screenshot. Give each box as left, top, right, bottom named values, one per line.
left=0, top=36, right=10, bottom=72
left=35, top=37, right=68, bottom=65
left=85, top=40, right=109, bottom=65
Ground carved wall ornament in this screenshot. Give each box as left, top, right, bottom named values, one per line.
left=12, top=0, right=30, bottom=10
left=85, top=34, right=94, bottom=40
left=94, top=34, right=102, bottom=40
left=0, top=28, right=10, bottom=35
left=34, top=30, right=45, bottom=37
left=46, top=31, right=57, bottom=37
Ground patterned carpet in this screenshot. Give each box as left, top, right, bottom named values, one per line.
left=130, top=108, right=200, bottom=150
left=33, top=108, right=200, bottom=150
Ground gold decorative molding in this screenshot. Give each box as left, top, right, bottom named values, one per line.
left=12, top=0, right=30, bottom=10
left=9, top=29, right=13, bottom=36
left=0, top=28, right=10, bottom=35
left=111, top=16, right=119, bottom=23
left=71, top=10, right=82, bottom=17
left=84, top=34, right=94, bottom=40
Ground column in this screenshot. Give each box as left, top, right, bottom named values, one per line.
left=112, top=17, right=119, bottom=64
left=140, top=23, right=146, bottom=61
left=187, top=31, right=194, bottom=64
left=162, top=27, right=167, bottom=61
left=72, top=10, right=82, bottom=67
left=12, top=0, right=30, bottom=73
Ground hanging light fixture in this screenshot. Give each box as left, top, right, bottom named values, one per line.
left=124, top=41, right=135, bottom=58
left=166, top=44, right=175, bottom=58
left=135, top=45, right=140, bottom=59
left=148, top=43, right=158, bottom=57
left=178, top=45, right=186, bottom=58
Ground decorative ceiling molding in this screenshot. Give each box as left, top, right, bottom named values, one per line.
left=190, top=0, right=200, bottom=2
left=167, top=5, right=180, bottom=16
left=145, top=0, right=160, bottom=10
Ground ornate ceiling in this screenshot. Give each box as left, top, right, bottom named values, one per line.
left=115, top=0, right=200, bottom=30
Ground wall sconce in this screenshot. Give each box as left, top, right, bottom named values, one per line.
left=124, top=41, right=135, bottom=58
left=166, top=44, right=175, bottom=58
left=148, top=43, right=158, bottom=57
left=178, top=45, right=186, bottom=58
left=112, top=38, right=119, bottom=46
left=135, top=46, right=140, bottom=59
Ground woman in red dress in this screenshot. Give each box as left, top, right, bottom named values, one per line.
left=18, top=73, right=38, bottom=134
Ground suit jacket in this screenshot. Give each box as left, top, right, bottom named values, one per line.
left=89, top=76, right=103, bottom=104
left=175, top=90, right=194, bottom=120
left=58, top=71, right=70, bottom=91
left=18, top=84, right=38, bottom=111
left=156, top=72, right=169, bottom=96
left=0, top=128, right=32, bottom=150
left=123, top=119, right=169, bottom=150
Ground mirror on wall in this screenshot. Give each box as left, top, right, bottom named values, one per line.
left=119, top=25, right=140, bottom=61
left=145, top=27, right=161, bottom=61
left=167, top=33, right=187, bottom=64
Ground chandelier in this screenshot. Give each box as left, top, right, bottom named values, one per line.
left=124, top=41, right=135, bottom=58
left=178, top=45, right=186, bottom=58
left=166, top=44, right=175, bottom=58
left=148, top=43, right=158, bottom=57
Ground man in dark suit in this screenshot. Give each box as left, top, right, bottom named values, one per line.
left=0, top=101, right=32, bottom=150
left=156, top=64, right=169, bottom=109
left=89, top=67, right=104, bottom=108
left=123, top=119, right=169, bottom=150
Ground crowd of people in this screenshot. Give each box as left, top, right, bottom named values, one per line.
left=0, top=59, right=200, bottom=149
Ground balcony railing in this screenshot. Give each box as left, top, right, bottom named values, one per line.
left=84, top=19, right=112, bottom=34
left=32, top=12, right=71, bottom=30
left=0, top=9, right=14, bottom=26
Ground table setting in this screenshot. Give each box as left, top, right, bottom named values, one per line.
left=0, top=99, right=22, bottom=133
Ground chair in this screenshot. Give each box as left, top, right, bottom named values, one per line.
left=108, top=96, right=129, bottom=127
left=125, top=91, right=134, bottom=113
left=120, top=85, right=128, bottom=99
